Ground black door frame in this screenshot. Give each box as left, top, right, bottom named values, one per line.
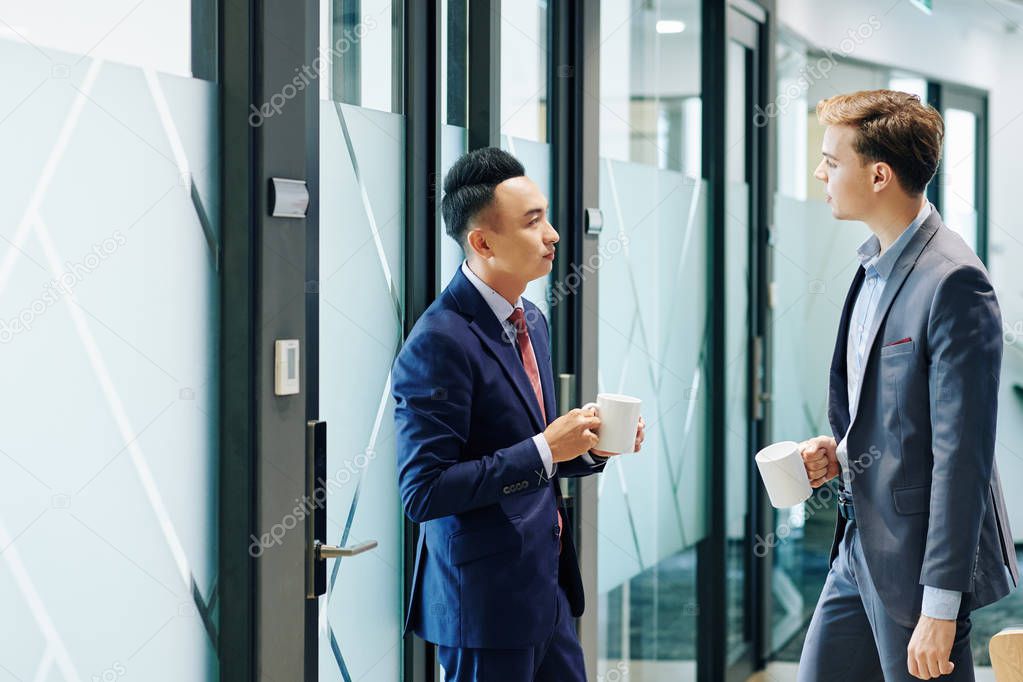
left=220, top=0, right=314, bottom=680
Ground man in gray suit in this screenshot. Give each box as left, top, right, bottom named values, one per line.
left=797, top=90, right=1019, bottom=681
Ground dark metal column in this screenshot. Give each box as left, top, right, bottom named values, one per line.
left=699, top=0, right=728, bottom=679
left=550, top=0, right=602, bottom=678
left=220, top=0, right=313, bottom=678
left=403, top=0, right=441, bottom=679
left=219, top=0, right=257, bottom=676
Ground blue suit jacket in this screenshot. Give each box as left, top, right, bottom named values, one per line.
left=393, top=268, right=605, bottom=649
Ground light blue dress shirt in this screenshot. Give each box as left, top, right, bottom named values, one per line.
left=835, top=202, right=960, bottom=620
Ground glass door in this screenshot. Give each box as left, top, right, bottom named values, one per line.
left=724, top=3, right=767, bottom=680
left=315, top=1, right=406, bottom=680
left=933, top=86, right=988, bottom=261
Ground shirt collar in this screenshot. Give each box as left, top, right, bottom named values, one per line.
left=461, top=260, right=522, bottom=323
left=856, top=201, right=932, bottom=280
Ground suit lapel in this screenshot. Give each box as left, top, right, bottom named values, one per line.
left=469, top=314, right=546, bottom=432
left=448, top=269, right=546, bottom=433
left=848, top=211, right=942, bottom=423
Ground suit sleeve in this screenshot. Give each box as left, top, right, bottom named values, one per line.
left=394, top=327, right=550, bottom=523
left=557, top=453, right=608, bottom=478
left=921, top=264, right=1002, bottom=592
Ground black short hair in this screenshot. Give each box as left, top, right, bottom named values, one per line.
left=441, top=147, right=525, bottom=248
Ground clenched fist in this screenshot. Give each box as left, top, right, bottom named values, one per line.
left=543, top=408, right=601, bottom=463
left=801, top=435, right=839, bottom=488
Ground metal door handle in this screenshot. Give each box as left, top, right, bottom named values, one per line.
left=315, top=539, right=378, bottom=560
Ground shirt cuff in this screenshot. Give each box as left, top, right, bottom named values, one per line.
left=921, top=586, right=962, bottom=620
left=532, top=434, right=555, bottom=479
left=585, top=451, right=608, bottom=465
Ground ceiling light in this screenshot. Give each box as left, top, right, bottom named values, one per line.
left=656, top=20, right=686, bottom=34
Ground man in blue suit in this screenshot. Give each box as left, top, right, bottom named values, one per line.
left=393, top=147, right=645, bottom=681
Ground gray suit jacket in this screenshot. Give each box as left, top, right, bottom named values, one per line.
left=827, top=208, right=1019, bottom=628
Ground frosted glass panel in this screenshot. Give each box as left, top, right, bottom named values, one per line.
left=771, top=196, right=866, bottom=440
left=597, top=2, right=705, bottom=675
left=0, top=38, right=219, bottom=681
left=318, top=101, right=404, bottom=682
left=597, top=161, right=708, bottom=591
left=597, top=155, right=708, bottom=676
left=768, top=193, right=869, bottom=657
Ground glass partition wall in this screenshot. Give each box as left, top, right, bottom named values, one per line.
left=596, top=1, right=708, bottom=679
left=316, top=1, right=406, bottom=680
left=0, top=2, right=221, bottom=680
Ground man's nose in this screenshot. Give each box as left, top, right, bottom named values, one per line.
left=546, top=223, right=560, bottom=244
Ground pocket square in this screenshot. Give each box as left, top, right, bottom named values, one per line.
left=883, top=337, right=912, bottom=347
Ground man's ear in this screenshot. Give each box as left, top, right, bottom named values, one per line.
left=872, top=162, right=896, bottom=193
left=466, top=227, right=492, bottom=259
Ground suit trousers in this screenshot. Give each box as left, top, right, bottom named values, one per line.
left=798, top=520, right=974, bottom=682
left=437, top=586, right=585, bottom=682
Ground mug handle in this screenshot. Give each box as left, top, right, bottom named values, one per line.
left=582, top=402, right=602, bottom=453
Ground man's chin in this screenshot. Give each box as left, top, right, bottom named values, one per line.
left=829, top=204, right=852, bottom=221
left=535, top=259, right=554, bottom=279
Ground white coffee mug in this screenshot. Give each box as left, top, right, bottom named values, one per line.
left=755, top=440, right=813, bottom=508
left=582, top=393, right=642, bottom=454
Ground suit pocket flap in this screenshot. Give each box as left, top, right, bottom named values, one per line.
left=449, top=518, right=522, bottom=566
left=893, top=484, right=930, bottom=514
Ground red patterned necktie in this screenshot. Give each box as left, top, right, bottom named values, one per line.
left=508, top=307, right=561, bottom=548
left=507, top=307, right=546, bottom=423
